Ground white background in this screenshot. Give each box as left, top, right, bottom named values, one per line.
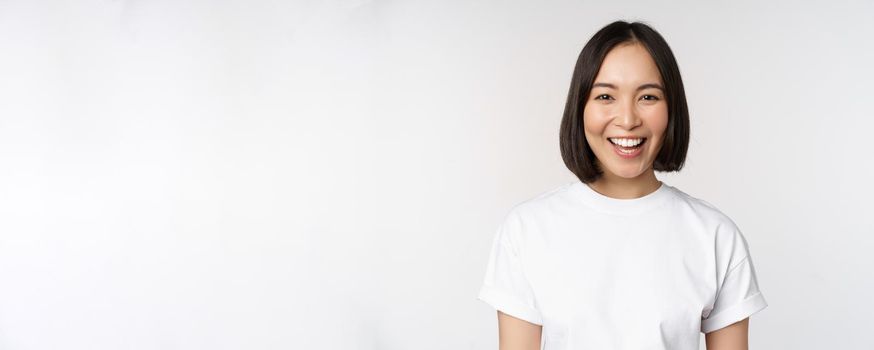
left=1, top=0, right=872, bottom=349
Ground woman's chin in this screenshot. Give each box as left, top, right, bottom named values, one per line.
left=603, top=164, right=650, bottom=179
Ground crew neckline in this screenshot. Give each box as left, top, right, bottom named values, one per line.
left=569, top=180, right=674, bottom=216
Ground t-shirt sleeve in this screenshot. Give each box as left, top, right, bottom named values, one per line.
left=476, top=211, right=543, bottom=326
left=700, top=224, right=768, bottom=333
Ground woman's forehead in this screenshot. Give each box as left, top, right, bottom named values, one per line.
left=594, top=43, right=663, bottom=86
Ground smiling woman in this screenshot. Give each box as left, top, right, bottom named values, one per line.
left=559, top=21, right=690, bottom=199
left=584, top=43, right=669, bottom=183
left=478, top=20, right=768, bottom=350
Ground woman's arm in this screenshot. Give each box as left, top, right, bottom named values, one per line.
left=497, top=311, right=542, bottom=350
left=704, top=317, right=750, bottom=350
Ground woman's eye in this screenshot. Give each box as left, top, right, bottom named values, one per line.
left=640, top=95, right=660, bottom=101
left=594, top=94, right=613, bottom=100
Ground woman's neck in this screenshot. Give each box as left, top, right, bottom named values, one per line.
left=587, top=169, right=661, bottom=200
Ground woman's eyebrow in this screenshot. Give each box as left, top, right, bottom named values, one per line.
left=592, top=82, right=617, bottom=89
left=636, top=83, right=665, bottom=92
left=592, top=82, right=664, bottom=92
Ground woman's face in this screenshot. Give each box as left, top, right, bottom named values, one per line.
left=583, top=42, right=669, bottom=180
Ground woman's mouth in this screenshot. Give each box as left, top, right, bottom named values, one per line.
left=608, top=137, right=646, bottom=159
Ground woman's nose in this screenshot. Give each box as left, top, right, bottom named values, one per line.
left=614, top=100, right=642, bottom=129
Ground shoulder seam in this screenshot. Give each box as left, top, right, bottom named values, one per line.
left=726, top=254, right=750, bottom=275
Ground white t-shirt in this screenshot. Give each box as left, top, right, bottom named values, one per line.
left=477, top=180, right=768, bottom=349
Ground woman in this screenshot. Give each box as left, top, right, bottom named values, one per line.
left=477, top=20, right=768, bottom=350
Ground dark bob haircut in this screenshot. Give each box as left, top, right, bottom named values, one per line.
left=559, top=20, right=690, bottom=184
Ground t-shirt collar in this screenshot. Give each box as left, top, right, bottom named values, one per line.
left=570, top=180, right=673, bottom=215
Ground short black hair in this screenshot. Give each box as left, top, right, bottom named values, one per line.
left=559, top=20, right=690, bottom=183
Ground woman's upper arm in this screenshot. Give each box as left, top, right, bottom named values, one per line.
left=497, top=310, right=542, bottom=350
left=704, top=317, right=750, bottom=350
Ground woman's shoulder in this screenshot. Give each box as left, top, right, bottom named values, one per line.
left=667, top=185, right=742, bottom=230
left=504, top=181, right=578, bottom=218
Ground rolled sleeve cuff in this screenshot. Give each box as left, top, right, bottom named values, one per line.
left=477, top=284, right=543, bottom=326
left=701, top=292, right=768, bottom=333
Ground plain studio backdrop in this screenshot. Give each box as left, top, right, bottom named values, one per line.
left=0, top=0, right=872, bottom=349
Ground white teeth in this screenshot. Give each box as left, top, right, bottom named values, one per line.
left=610, top=138, right=643, bottom=147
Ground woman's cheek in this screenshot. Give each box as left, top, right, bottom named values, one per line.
left=584, top=105, right=610, bottom=127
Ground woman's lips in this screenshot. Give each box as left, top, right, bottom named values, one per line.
left=610, top=138, right=645, bottom=159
